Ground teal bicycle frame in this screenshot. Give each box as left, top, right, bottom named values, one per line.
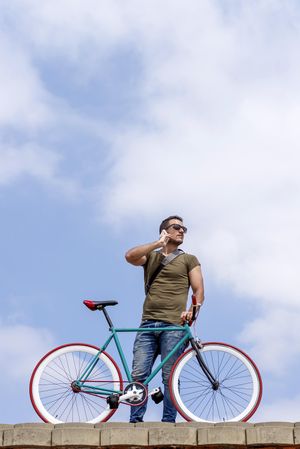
left=75, top=322, right=192, bottom=397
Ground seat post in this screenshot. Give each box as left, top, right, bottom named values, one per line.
left=102, top=307, right=114, bottom=328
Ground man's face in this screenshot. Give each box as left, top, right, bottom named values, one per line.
left=165, top=219, right=187, bottom=245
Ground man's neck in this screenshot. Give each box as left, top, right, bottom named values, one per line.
left=161, top=242, right=180, bottom=256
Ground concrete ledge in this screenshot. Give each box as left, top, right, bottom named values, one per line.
left=1, top=422, right=300, bottom=448
left=247, top=422, right=295, bottom=445
left=198, top=424, right=248, bottom=445
left=295, top=425, right=300, bottom=445
left=149, top=426, right=197, bottom=445
left=52, top=426, right=100, bottom=447
left=100, top=427, right=148, bottom=446
left=3, top=427, right=52, bottom=447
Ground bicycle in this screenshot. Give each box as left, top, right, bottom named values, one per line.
left=30, top=297, right=262, bottom=424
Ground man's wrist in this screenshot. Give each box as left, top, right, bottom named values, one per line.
left=191, top=302, right=203, bottom=307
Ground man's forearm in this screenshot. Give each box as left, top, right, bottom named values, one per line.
left=188, top=266, right=204, bottom=310
left=193, top=288, right=204, bottom=305
left=125, top=241, right=161, bottom=263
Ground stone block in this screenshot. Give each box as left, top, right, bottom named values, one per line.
left=247, top=422, right=294, bottom=445
left=293, top=425, right=300, bottom=444
left=52, top=427, right=100, bottom=446
left=149, top=426, right=197, bottom=445
left=0, top=426, right=13, bottom=447
left=2, top=430, right=13, bottom=447
left=100, top=427, right=148, bottom=446
left=197, top=425, right=246, bottom=445
left=3, top=427, right=52, bottom=447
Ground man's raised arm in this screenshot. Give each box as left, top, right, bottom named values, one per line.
left=125, top=230, right=170, bottom=266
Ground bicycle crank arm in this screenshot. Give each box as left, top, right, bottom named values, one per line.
left=148, top=387, right=160, bottom=397
left=118, top=391, right=137, bottom=402
left=149, top=386, right=164, bottom=404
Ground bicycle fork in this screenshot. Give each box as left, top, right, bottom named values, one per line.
left=190, top=338, right=219, bottom=390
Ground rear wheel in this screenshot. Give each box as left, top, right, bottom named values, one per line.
left=170, top=342, right=262, bottom=422
left=30, top=343, right=123, bottom=423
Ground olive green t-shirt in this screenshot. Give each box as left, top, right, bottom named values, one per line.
left=142, top=251, right=200, bottom=325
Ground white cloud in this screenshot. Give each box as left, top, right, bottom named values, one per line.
left=0, top=144, right=60, bottom=185
left=239, top=308, right=300, bottom=376
left=1, top=0, right=128, bottom=70
left=0, top=144, right=81, bottom=198
left=0, top=2, right=120, bottom=194
left=253, top=395, right=300, bottom=422
left=0, top=321, right=55, bottom=381
left=0, top=34, right=53, bottom=129
left=101, top=87, right=300, bottom=309
left=93, top=1, right=300, bottom=374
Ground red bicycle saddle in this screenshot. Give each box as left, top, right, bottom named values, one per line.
left=83, top=300, right=118, bottom=311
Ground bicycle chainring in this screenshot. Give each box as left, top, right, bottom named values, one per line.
left=123, top=382, right=147, bottom=405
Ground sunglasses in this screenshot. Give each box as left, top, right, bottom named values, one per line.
left=165, top=224, right=188, bottom=234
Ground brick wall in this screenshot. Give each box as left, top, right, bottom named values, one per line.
left=1, top=422, right=300, bottom=448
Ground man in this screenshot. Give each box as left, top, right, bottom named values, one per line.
left=125, top=215, right=204, bottom=422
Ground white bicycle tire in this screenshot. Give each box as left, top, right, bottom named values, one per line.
left=170, top=342, right=262, bottom=423
left=30, top=343, right=122, bottom=424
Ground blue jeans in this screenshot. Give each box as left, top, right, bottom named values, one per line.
left=129, top=320, right=186, bottom=423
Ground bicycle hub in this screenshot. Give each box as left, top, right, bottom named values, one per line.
left=212, top=381, right=220, bottom=391
left=71, top=381, right=81, bottom=393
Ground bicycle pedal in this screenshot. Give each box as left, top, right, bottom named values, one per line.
left=150, top=387, right=164, bottom=404
left=106, top=393, right=119, bottom=409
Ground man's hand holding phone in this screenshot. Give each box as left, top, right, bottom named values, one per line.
left=158, top=229, right=170, bottom=247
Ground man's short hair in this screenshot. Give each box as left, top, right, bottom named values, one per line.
left=159, top=215, right=183, bottom=234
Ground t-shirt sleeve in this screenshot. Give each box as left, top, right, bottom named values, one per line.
left=143, top=250, right=155, bottom=268
left=186, top=254, right=200, bottom=272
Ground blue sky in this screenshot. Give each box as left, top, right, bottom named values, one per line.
left=1, top=0, right=300, bottom=423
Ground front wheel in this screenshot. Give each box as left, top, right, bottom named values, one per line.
left=30, top=343, right=123, bottom=424
left=170, top=342, right=262, bottom=423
